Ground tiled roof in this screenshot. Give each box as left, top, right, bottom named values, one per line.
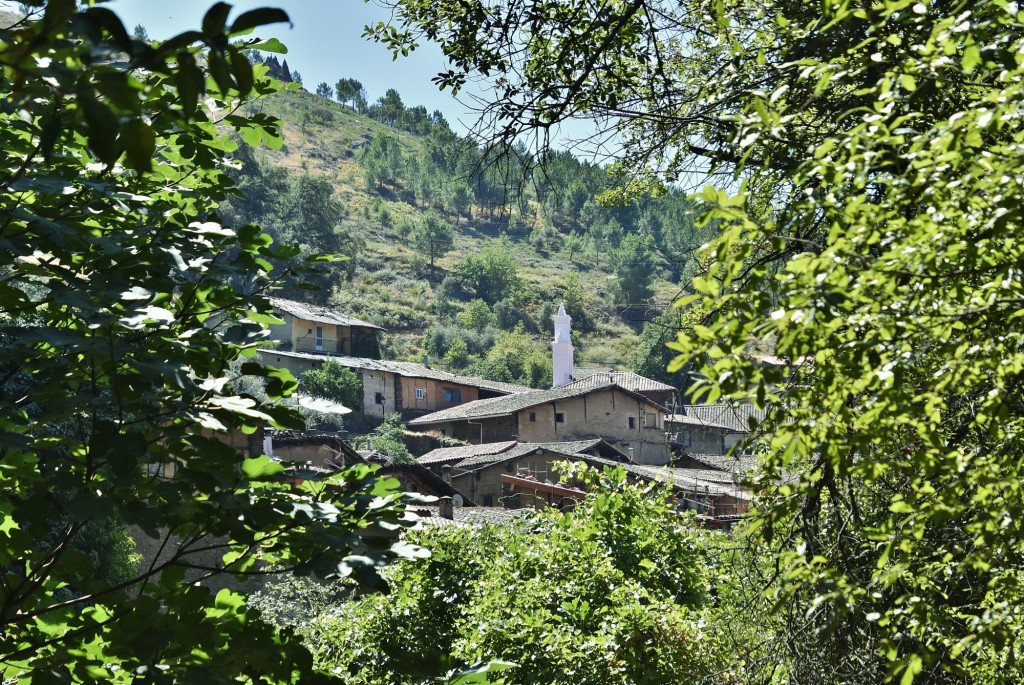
left=257, top=349, right=532, bottom=395
left=457, top=439, right=608, bottom=469
left=408, top=382, right=667, bottom=426
left=579, top=456, right=752, bottom=500
left=679, top=404, right=766, bottom=433
left=671, top=468, right=743, bottom=484
left=413, top=506, right=534, bottom=528
left=567, top=369, right=676, bottom=394
left=664, top=414, right=737, bottom=432
left=418, top=440, right=518, bottom=466
left=269, top=296, right=384, bottom=330
left=681, top=453, right=758, bottom=474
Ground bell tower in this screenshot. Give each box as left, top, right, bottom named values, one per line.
left=552, top=303, right=575, bottom=387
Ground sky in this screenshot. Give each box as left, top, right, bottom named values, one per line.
left=107, top=0, right=482, bottom=133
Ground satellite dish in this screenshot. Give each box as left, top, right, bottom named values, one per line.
left=452, top=494, right=464, bottom=508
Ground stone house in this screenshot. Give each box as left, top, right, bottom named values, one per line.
left=666, top=403, right=767, bottom=455
left=417, top=438, right=630, bottom=508
left=257, top=349, right=530, bottom=419
left=408, top=381, right=673, bottom=464
left=563, top=369, right=677, bottom=407
left=267, top=297, right=384, bottom=358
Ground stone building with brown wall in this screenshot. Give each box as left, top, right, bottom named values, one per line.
left=258, top=349, right=530, bottom=419
left=409, top=382, right=673, bottom=464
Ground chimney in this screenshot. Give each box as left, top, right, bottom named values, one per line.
left=438, top=496, right=454, bottom=519
left=551, top=302, right=575, bottom=388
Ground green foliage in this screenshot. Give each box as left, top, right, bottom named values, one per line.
left=0, top=5, right=420, bottom=681
left=302, top=361, right=363, bottom=410
left=471, top=324, right=551, bottom=389
left=442, top=337, right=470, bottom=369
left=456, top=238, right=523, bottom=305
left=411, top=209, right=455, bottom=277
left=665, top=2, right=1024, bottom=682
left=285, top=466, right=735, bottom=685
left=363, top=413, right=415, bottom=464
left=610, top=233, right=655, bottom=307
left=335, top=77, right=366, bottom=110
left=361, top=134, right=404, bottom=189
left=372, top=0, right=1024, bottom=680
left=315, top=81, right=334, bottom=99
left=458, top=299, right=496, bottom=332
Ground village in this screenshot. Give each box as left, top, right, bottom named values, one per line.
left=249, top=296, right=763, bottom=529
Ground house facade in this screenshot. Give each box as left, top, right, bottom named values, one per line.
left=666, top=403, right=767, bottom=455
left=408, top=382, right=673, bottom=464
left=267, top=297, right=384, bottom=358
left=418, top=438, right=630, bottom=508
left=257, top=349, right=530, bottom=418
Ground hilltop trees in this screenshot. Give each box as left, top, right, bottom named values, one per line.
left=335, top=77, right=366, bottom=110
left=0, top=4, right=418, bottom=681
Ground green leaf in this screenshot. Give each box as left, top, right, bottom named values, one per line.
left=249, top=37, right=288, bottom=54
left=201, top=2, right=232, bottom=35
left=229, top=8, right=290, bottom=34
left=241, top=455, right=285, bottom=480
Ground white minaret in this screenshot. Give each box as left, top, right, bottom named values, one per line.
left=552, top=303, right=575, bottom=388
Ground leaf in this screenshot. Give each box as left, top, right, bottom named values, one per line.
left=201, top=2, right=232, bottom=36
left=229, top=8, right=290, bottom=34
left=447, top=660, right=518, bottom=685
left=241, top=455, right=285, bottom=480
left=249, top=37, right=288, bottom=54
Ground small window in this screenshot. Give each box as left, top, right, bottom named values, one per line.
left=628, top=417, right=636, bottom=429
left=415, top=387, right=426, bottom=400
left=482, top=494, right=494, bottom=506
left=681, top=430, right=692, bottom=448
left=529, top=412, right=536, bottom=422
left=375, top=392, right=385, bottom=405
left=443, top=388, right=462, bottom=403
left=506, top=460, right=516, bottom=473
left=555, top=412, right=565, bottom=423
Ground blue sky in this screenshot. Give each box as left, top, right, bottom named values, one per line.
left=108, top=0, right=480, bottom=132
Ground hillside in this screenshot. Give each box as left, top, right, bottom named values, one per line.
left=225, top=84, right=709, bottom=389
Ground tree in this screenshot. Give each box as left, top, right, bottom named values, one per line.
left=455, top=238, right=523, bottom=305
left=270, top=466, right=738, bottom=684
left=315, top=81, right=334, bottom=99
left=131, top=22, right=149, bottom=42
left=360, top=134, right=403, bottom=189
left=0, top=4, right=419, bottom=681
left=302, top=361, right=363, bottom=411
left=411, top=209, right=455, bottom=279
left=335, top=77, right=365, bottom=110
left=374, top=0, right=1024, bottom=680
left=371, top=87, right=406, bottom=128
left=610, top=233, right=656, bottom=308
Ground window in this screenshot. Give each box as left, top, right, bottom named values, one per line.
left=375, top=392, right=385, bottom=405
left=482, top=494, right=494, bottom=506
left=415, top=387, right=426, bottom=400
left=529, top=412, right=536, bottom=422
left=681, top=430, right=692, bottom=448
left=628, top=417, right=636, bottom=429
left=555, top=412, right=565, bottom=423
left=443, top=388, right=462, bottom=403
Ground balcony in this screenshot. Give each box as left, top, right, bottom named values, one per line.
left=295, top=335, right=344, bottom=355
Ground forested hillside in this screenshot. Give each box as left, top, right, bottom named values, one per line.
left=221, top=76, right=711, bottom=388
